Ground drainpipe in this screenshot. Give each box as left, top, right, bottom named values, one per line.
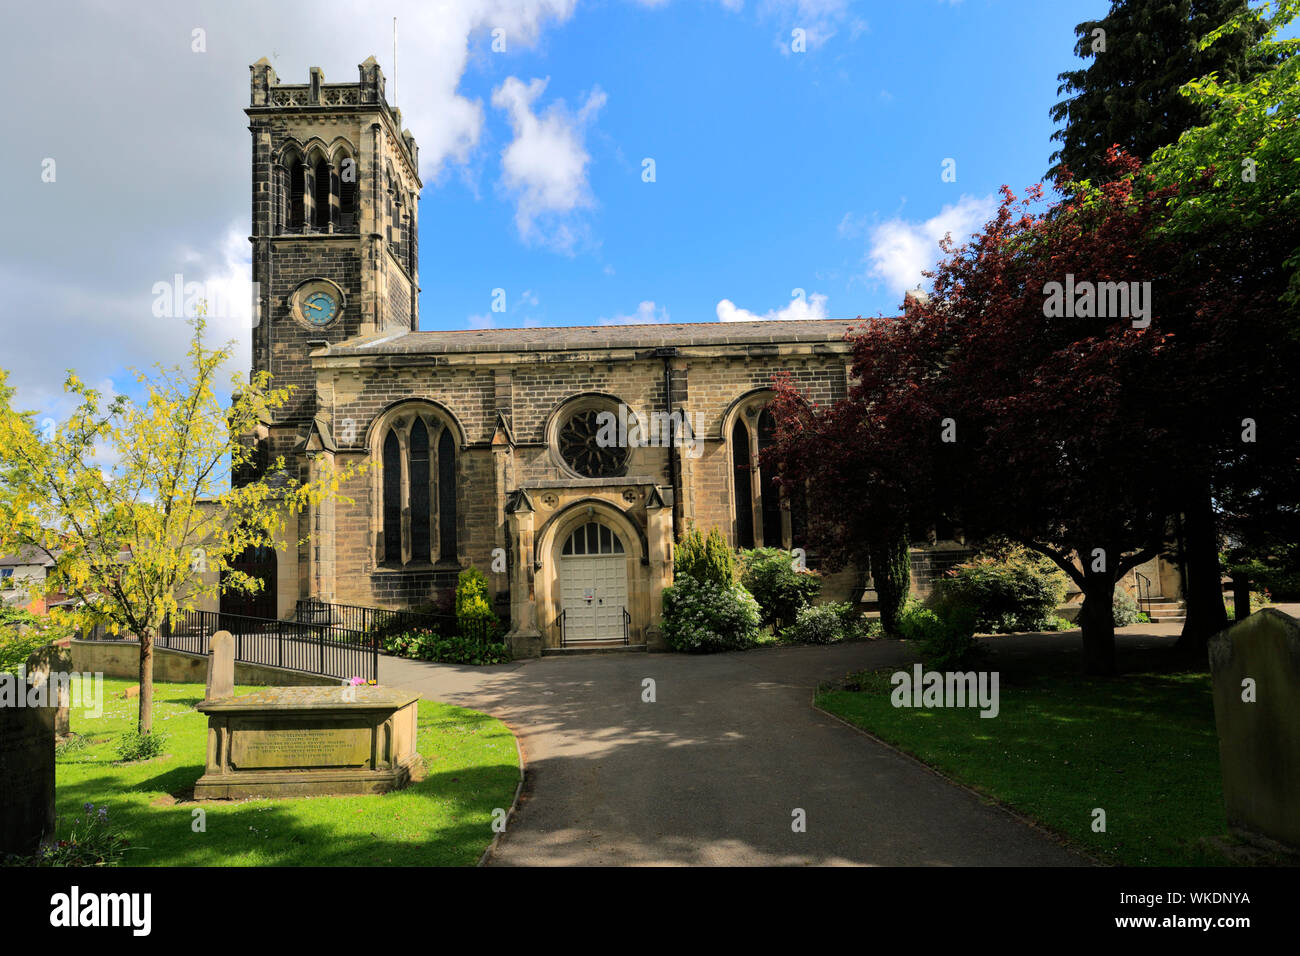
left=655, top=347, right=681, bottom=541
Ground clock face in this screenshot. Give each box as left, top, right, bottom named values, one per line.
left=291, top=281, right=344, bottom=329
left=302, top=290, right=338, bottom=326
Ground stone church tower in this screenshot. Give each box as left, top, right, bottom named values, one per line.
left=246, top=56, right=420, bottom=465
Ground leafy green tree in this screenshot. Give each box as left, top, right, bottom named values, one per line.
left=0, top=314, right=358, bottom=733
left=0, top=605, right=67, bottom=675
left=1049, top=0, right=1269, bottom=182
left=1146, top=0, right=1300, bottom=649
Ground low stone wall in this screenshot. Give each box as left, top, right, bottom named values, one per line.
left=69, top=640, right=335, bottom=687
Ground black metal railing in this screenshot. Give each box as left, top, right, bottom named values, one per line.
left=1134, top=571, right=1152, bottom=618
left=296, top=598, right=455, bottom=637
left=623, top=607, right=631, bottom=646
left=168, top=609, right=377, bottom=682
left=161, top=609, right=378, bottom=681
left=295, top=598, right=503, bottom=649
left=76, top=610, right=378, bottom=682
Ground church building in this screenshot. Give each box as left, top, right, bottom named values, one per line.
left=237, top=59, right=1177, bottom=656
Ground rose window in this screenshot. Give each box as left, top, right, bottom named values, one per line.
left=558, top=408, right=629, bottom=478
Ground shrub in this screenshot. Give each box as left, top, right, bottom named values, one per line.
left=782, top=602, right=850, bottom=645
left=1113, top=586, right=1142, bottom=626
left=455, top=566, right=490, bottom=617
left=115, top=729, right=167, bottom=763
left=455, top=566, right=500, bottom=642
left=740, top=547, right=822, bottom=630
left=382, top=629, right=510, bottom=665
left=895, top=599, right=979, bottom=670
left=674, top=527, right=736, bottom=587
left=940, top=546, right=1068, bottom=633
left=662, top=575, right=761, bottom=653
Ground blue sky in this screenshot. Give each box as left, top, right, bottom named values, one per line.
left=3, top=0, right=1110, bottom=422
left=424, top=0, right=1095, bottom=329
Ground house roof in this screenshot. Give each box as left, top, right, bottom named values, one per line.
left=319, top=319, right=865, bottom=357
left=0, top=545, right=58, bottom=568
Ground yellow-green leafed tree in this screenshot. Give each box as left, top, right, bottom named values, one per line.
left=0, top=312, right=359, bottom=733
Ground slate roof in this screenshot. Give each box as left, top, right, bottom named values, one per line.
left=321, top=319, right=864, bottom=356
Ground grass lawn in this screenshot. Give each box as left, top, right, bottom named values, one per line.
left=816, top=667, right=1232, bottom=866
left=55, top=678, right=520, bottom=866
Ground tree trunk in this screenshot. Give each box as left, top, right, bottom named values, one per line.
left=1078, top=572, right=1117, bottom=675
left=1176, top=483, right=1228, bottom=658
left=870, top=527, right=911, bottom=635
left=1230, top=573, right=1251, bottom=623
left=137, top=630, right=154, bottom=734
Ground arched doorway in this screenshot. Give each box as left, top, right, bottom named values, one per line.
left=221, top=545, right=277, bottom=621
left=559, top=522, right=628, bottom=642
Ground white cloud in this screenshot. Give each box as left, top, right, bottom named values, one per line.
left=863, top=194, right=996, bottom=295
left=467, top=314, right=494, bottom=329
left=0, top=0, right=582, bottom=415
left=599, top=300, right=670, bottom=325
left=492, top=76, right=606, bottom=252
left=762, top=0, right=866, bottom=53
left=716, top=291, right=829, bottom=322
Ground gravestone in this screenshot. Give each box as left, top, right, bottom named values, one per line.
left=205, top=630, right=234, bottom=700
left=193, top=685, right=423, bottom=799
left=26, top=639, right=72, bottom=737
left=1209, top=608, right=1300, bottom=854
left=0, top=678, right=56, bottom=857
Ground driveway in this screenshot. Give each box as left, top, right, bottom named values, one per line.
left=380, top=636, right=1102, bottom=866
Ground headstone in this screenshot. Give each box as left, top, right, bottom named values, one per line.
left=1209, top=608, right=1300, bottom=854
left=193, top=685, right=424, bottom=799
left=206, top=630, right=234, bottom=701
left=0, top=679, right=56, bottom=857
left=25, top=640, right=72, bottom=737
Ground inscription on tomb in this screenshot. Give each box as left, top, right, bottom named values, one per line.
left=230, top=723, right=371, bottom=770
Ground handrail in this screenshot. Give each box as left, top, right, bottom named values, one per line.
left=1134, top=571, right=1152, bottom=618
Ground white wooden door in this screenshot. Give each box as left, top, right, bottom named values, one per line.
left=559, top=522, right=628, bottom=642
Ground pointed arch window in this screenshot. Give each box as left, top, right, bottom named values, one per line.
left=382, top=430, right=402, bottom=562
left=338, top=153, right=359, bottom=232
left=437, top=426, right=457, bottom=562
left=377, top=409, right=459, bottom=567
left=409, top=420, right=431, bottom=563
left=757, top=408, right=782, bottom=547
left=313, top=157, right=332, bottom=230
left=732, top=418, right=755, bottom=550
left=287, top=158, right=306, bottom=231
left=730, top=396, right=802, bottom=552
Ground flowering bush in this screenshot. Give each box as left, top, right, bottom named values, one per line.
left=662, top=574, right=761, bottom=653
left=781, top=602, right=850, bottom=645
left=1112, top=586, right=1143, bottom=626
left=32, top=803, right=129, bottom=867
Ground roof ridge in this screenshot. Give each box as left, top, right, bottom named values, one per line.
left=408, top=318, right=868, bottom=334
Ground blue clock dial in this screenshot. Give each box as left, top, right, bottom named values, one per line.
left=303, top=291, right=338, bottom=326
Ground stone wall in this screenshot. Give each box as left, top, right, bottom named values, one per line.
left=69, top=640, right=335, bottom=687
